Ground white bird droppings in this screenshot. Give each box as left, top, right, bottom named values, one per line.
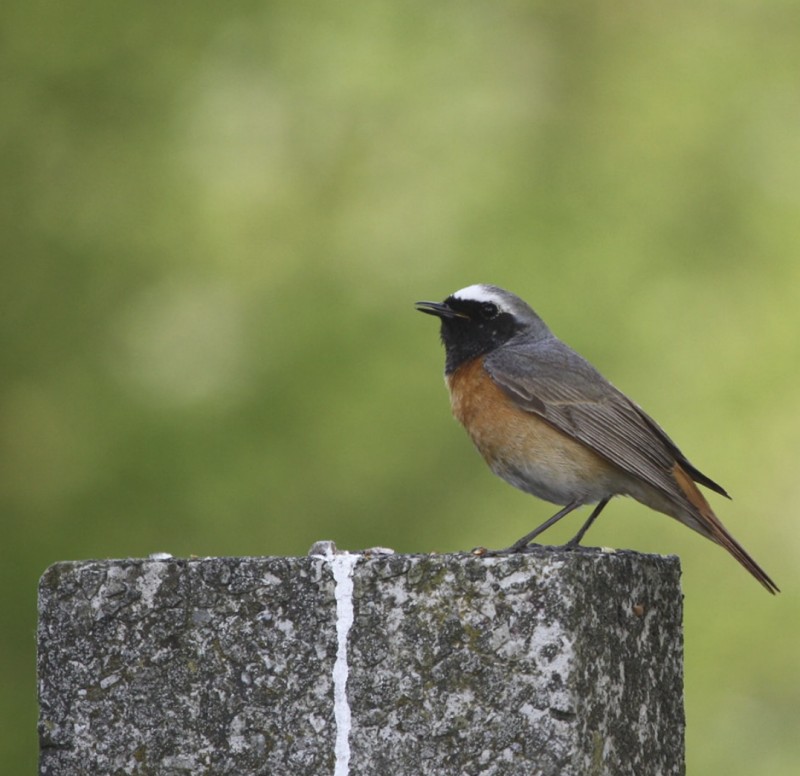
left=311, top=542, right=361, bottom=776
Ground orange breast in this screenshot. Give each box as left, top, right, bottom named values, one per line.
left=446, top=357, right=620, bottom=504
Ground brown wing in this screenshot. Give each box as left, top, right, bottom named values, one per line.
left=483, top=339, right=728, bottom=508
left=485, top=338, right=780, bottom=594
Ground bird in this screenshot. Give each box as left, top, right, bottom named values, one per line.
left=415, top=283, right=778, bottom=594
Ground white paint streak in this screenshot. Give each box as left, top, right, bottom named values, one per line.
left=315, top=548, right=360, bottom=776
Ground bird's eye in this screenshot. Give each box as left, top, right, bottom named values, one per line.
left=479, top=302, right=499, bottom=319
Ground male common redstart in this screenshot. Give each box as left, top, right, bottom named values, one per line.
left=416, top=284, right=778, bottom=593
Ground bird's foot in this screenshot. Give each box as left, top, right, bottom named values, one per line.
left=471, top=542, right=543, bottom=557
left=472, top=540, right=597, bottom=557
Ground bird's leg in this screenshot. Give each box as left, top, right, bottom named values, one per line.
left=497, top=500, right=584, bottom=553
left=565, top=497, right=611, bottom=547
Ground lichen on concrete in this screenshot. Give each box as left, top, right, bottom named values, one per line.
left=38, top=547, right=684, bottom=775
left=38, top=556, right=338, bottom=775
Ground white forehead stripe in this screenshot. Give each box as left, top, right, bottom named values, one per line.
left=452, top=284, right=504, bottom=305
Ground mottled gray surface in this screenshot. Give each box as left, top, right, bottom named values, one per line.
left=38, top=548, right=684, bottom=775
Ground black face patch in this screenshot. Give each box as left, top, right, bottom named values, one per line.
left=439, top=296, right=524, bottom=374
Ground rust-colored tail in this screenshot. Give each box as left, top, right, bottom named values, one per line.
left=673, top=464, right=779, bottom=594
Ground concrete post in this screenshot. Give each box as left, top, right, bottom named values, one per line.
left=38, top=544, right=684, bottom=775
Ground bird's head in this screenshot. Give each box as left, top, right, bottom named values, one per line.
left=415, top=284, right=550, bottom=373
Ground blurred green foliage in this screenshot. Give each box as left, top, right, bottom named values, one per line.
left=2, top=1, right=799, bottom=772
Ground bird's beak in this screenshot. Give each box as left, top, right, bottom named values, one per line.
left=415, top=301, right=469, bottom=319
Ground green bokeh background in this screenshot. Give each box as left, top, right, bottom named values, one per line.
left=3, top=2, right=799, bottom=772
